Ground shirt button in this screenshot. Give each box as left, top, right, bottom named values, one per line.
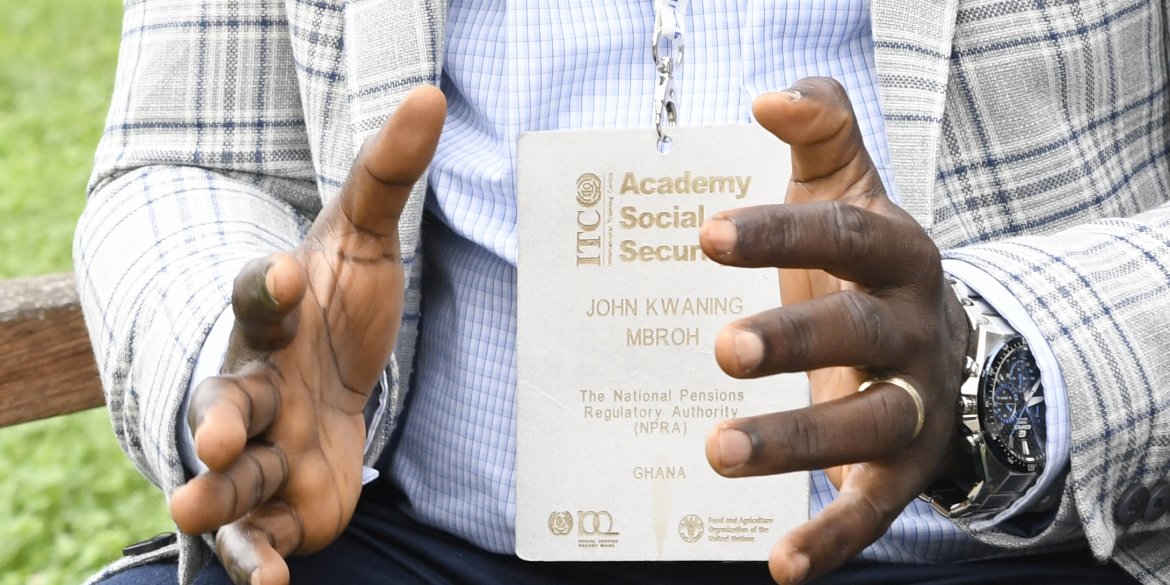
left=1115, top=485, right=1149, bottom=528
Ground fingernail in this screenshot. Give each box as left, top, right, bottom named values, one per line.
left=786, top=551, right=811, bottom=584
left=781, top=89, right=803, bottom=101
left=261, top=269, right=280, bottom=309
left=717, top=428, right=753, bottom=469
left=703, top=217, right=738, bottom=255
left=731, top=329, right=764, bottom=371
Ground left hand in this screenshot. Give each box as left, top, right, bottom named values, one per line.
left=699, top=77, right=971, bottom=584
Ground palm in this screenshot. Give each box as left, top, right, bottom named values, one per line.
left=255, top=228, right=405, bottom=553
left=776, top=130, right=900, bottom=488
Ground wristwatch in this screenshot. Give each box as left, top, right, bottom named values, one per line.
left=920, top=278, right=1050, bottom=519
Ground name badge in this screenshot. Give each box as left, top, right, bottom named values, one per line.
left=515, top=126, right=809, bottom=561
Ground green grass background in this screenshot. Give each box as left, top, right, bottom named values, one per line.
left=1, top=1, right=174, bottom=583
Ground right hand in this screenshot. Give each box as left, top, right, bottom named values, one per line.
left=168, top=86, right=446, bottom=585
left=700, top=79, right=968, bottom=584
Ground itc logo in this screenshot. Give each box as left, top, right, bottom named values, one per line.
left=575, top=173, right=603, bottom=266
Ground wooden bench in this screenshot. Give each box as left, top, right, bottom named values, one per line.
left=0, top=272, right=104, bottom=427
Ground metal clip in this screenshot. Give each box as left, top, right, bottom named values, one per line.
left=653, top=67, right=678, bottom=146
left=651, top=0, right=684, bottom=68
left=651, top=0, right=686, bottom=151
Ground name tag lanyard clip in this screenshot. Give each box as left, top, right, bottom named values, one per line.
left=652, top=0, right=690, bottom=154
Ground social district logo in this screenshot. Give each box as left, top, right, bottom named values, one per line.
left=578, top=510, right=619, bottom=536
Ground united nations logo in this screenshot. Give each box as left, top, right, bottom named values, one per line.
left=576, top=173, right=602, bottom=208
left=548, top=511, right=573, bottom=536
left=678, top=514, right=704, bottom=543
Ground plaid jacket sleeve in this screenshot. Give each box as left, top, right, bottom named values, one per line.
left=943, top=203, right=1170, bottom=576
left=922, top=2, right=1170, bottom=581
left=73, top=0, right=320, bottom=579
left=76, top=0, right=442, bottom=579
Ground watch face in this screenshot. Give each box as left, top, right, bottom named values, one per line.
left=978, top=337, right=1046, bottom=473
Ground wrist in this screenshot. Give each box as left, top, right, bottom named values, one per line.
left=921, top=277, right=1050, bottom=519
left=941, top=276, right=977, bottom=387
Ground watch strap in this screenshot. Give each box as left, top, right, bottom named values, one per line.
left=923, top=278, right=1045, bottom=519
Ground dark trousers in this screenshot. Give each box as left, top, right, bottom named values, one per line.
left=98, top=479, right=1140, bottom=585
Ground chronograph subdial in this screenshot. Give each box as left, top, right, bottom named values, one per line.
left=991, top=382, right=1019, bottom=426
left=978, top=337, right=1046, bottom=473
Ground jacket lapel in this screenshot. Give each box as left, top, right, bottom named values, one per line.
left=343, top=0, right=446, bottom=151
left=870, top=0, right=959, bottom=228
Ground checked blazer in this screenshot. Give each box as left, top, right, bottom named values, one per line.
left=75, top=0, right=1170, bottom=583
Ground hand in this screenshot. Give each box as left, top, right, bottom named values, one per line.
left=699, top=78, right=971, bottom=584
left=168, top=86, right=446, bottom=585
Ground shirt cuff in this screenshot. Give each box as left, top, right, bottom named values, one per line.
left=942, top=259, right=1071, bottom=531
left=178, top=307, right=235, bottom=476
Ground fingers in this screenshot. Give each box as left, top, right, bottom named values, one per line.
left=700, top=202, right=926, bottom=288
left=232, top=253, right=307, bottom=352
left=768, top=468, right=915, bottom=584
left=331, top=85, right=446, bottom=240
left=170, top=442, right=289, bottom=536
left=188, top=369, right=281, bottom=471
left=705, top=382, right=921, bottom=478
left=217, top=501, right=304, bottom=585
left=713, top=290, right=910, bottom=378
left=752, top=78, right=882, bottom=206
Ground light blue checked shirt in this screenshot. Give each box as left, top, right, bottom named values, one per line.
left=390, top=0, right=1070, bottom=562
left=186, top=0, right=1070, bottom=565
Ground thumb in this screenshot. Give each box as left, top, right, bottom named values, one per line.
left=325, top=84, right=447, bottom=239
left=753, top=77, right=885, bottom=206
left=230, top=252, right=307, bottom=354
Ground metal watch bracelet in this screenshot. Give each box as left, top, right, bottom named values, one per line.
left=919, top=278, right=1040, bottom=519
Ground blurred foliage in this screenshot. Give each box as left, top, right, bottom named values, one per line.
left=0, top=412, right=172, bottom=585
left=0, top=0, right=174, bottom=583
left=0, top=0, right=121, bottom=277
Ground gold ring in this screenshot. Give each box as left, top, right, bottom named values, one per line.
left=858, top=376, right=925, bottom=440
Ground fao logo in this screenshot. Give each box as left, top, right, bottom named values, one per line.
left=548, top=511, right=573, bottom=536
left=576, top=173, right=602, bottom=208
left=678, top=514, right=704, bottom=543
